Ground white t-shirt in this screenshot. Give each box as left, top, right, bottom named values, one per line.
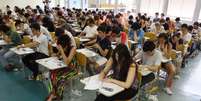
left=182, top=33, right=192, bottom=44
left=33, top=33, right=49, bottom=56
left=135, top=49, right=163, bottom=67
left=40, top=26, right=52, bottom=42
left=83, top=25, right=98, bottom=38
left=65, top=30, right=76, bottom=47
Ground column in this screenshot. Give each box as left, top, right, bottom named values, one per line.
left=193, top=0, right=201, bottom=21
left=162, top=0, right=169, bottom=15
left=135, top=0, right=141, bottom=13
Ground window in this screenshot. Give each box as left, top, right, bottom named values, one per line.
left=167, top=0, right=196, bottom=21
left=140, top=0, right=164, bottom=16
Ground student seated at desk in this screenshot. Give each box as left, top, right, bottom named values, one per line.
left=46, top=34, right=77, bottom=101
left=18, top=23, right=49, bottom=80
left=134, top=41, right=162, bottom=90
left=84, top=25, right=111, bottom=58
left=15, top=20, right=32, bottom=36
left=95, top=44, right=138, bottom=101
left=0, top=24, right=22, bottom=71
left=52, top=28, right=76, bottom=54
left=157, top=33, right=176, bottom=95
left=80, top=18, right=98, bottom=40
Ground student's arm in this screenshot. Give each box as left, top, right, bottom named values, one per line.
left=106, top=64, right=136, bottom=89
left=84, top=38, right=97, bottom=46
left=133, top=30, right=138, bottom=42
left=133, top=50, right=143, bottom=61
left=20, top=41, right=40, bottom=48
left=58, top=45, right=76, bottom=66
left=163, top=43, right=172, bottom=59
left=93, top=43, right=109, bottom=57
left=146, top=65, right=161, bottom=72
left=99, top=58, right=113, bottom=80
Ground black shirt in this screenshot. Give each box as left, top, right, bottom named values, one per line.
left=96, top=36, right=111, bottom=58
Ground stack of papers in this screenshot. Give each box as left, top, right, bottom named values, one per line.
left=36, top=57, right=67, bottom=70
left=81, top=74, right=125, bottom=97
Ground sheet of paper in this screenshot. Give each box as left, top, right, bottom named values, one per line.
left=81, top=74, right=125, bottom=97
left=10, top=47, right=35, bottom=55
left=0, top=40, right=8, bottom=45
left=36, top=57, right=67, bottom=70
left=76, top=48, right=97, bottom=57
left=99, top=82, right=125, bottom=97
left=95, top=57, right=107, bottom=66
left=83, top=74, right=102, bottom=90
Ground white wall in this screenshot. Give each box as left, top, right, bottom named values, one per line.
left=0, top=0, right=43, bottom=12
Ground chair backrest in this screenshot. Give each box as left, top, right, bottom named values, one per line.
left=22, top=35, right=32, bottom=44
left=75, top=52, right=87, bottom=72
left=144, top=32, right=157, bottom=41
left=74, top=37, right=80, bottom=48
left=48, top=43, right=53, bottom=56
left=49, top=32, right=56, bottom=42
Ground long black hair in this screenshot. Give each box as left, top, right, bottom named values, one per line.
left=57, top=34, right=72, bottom=56
left=112, top=44, right=133, bottom=81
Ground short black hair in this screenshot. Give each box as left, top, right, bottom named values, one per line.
left=55, top=28, right=65, bottom=37
left=188, top=25, right=193, bottom=32
left=143, top=41, right=156, bottom=52
left=129, top=15, right=134, bottom=20
left=166, top=17, right=170, bottom=21
left=175, top=17, right=180, bottom=21
left=97, top=25, right=106, bottom=33
left=0, top=24, right=10, bottom=33
left=181, top=23, right=188, bottom=29
left=155, top=12, right=159, bottom=15
left=30, top=23, right=40, bottom=31
left=105, top=25, right=112, bottom=34
left=193, top=21, right=199, bottom=26
left=15, top=20, right=23, bottom=26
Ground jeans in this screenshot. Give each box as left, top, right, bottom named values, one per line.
left=0, top=47, right=20, bottom=67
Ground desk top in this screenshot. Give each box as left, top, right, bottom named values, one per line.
left=10, top=47, right=35, bottom=55
left=138, top=66, right=153, bottom=76
left=0, top=40, right=9, bottom=46
left=81, top=74, right=125, bottom=97
left=36, top=57, right=67, bottom=70
left=76, top=48, right=98, bottom=58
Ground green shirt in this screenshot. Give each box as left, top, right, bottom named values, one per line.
left=6, top=31, right=22, bottom=46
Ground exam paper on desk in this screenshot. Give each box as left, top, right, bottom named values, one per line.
left=81, top=74, right=124, bottom=97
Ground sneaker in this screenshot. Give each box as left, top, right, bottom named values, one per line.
left=13, top=68, right=19, bottom=72
left=174, top=75, right=180, bottom=79
left=164, top=87, right=173, bottom=95
left=27, top=75, right=36, bottom=80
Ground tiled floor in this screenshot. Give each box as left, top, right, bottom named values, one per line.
left=0, top=54, right=201, bottom=101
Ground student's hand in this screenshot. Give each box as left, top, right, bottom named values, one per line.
left=103, top=78, right=113, bottom=83
left=17, top=44, right=24, bottom=49
left=92, top=44, right=100, bottom=49
left=56, top=44, right=63, bottom=53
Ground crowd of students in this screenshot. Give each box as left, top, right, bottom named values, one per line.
left=0, top=4, right=201, bottom=101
